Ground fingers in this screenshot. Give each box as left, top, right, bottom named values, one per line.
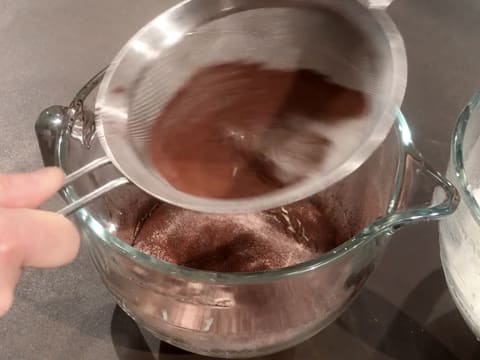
left=0, top=208, right=80, bottom=315
left=0, top=167, right=65, bottom=208
left=0, top=167, right=78, bottom=316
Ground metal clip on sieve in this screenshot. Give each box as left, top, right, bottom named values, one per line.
left=36, top=69, right=129, bottom=216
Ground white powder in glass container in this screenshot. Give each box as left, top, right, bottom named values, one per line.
left=440, top=187, right=480, bottom=337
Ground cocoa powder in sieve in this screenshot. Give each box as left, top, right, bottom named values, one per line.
left=129, top=62, right=366, bottom=271
left=148, top=62, right=367, bottom=199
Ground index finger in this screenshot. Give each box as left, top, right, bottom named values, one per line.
left=0, top=167, right=64, bottom=208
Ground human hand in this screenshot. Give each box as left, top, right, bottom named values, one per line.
left=0, top=167, right=80, bottom=316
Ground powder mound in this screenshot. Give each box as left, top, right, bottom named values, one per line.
left=133, top=200, right=339, bottom=272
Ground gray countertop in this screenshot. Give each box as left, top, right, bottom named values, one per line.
left=1, top=0, right=480, bottom=359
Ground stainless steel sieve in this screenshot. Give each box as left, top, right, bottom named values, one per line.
left=49, top=0, right=407, bottom=215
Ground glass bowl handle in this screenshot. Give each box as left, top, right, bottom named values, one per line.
left=358, top=111, right=460, bottom=240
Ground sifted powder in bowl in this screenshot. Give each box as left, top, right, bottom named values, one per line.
left=132, top=200, right=340, bottom=272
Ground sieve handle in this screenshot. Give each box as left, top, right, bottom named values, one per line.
left=62, top=157, right=111, bottom=185
left=357, top=111, right=459, bottom=240
left=56, top=157, right=129, bottom=216
left=58, top=177, right=130, bottom=216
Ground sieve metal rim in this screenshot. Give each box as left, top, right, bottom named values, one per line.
left=95, top=0, right=407, bottom=214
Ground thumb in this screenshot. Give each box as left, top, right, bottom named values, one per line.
left=0, top=167, right=65, bottom=208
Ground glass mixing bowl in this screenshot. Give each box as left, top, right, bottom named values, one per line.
left=35, top=69, right=458, bottom=358
left=440, top=92, right=480, bottom=337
